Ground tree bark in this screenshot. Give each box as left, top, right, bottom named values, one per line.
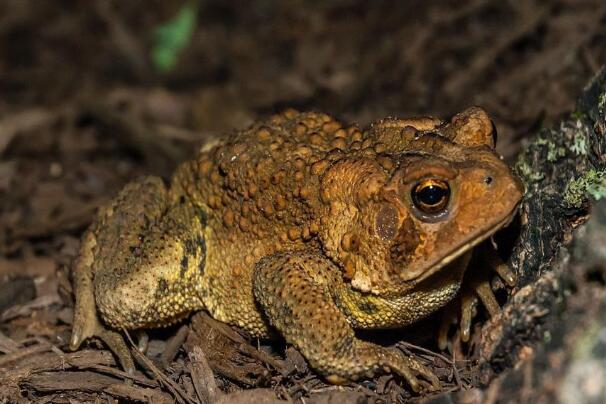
left=470, top=67, right=606, bottom=402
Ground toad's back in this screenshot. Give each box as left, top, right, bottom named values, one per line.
left=171, top=110, right=381, bottom=335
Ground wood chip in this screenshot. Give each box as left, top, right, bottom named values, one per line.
left=188, top=346, right=222, bottom=404
left=23, top=371, right=173, bottom=403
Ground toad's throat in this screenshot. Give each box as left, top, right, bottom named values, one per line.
left=411, top=208, right=519, bottom=285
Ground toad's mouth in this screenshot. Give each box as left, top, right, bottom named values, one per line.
left=412, top=207, right=520, bottom=285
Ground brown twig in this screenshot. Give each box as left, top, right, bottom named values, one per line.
left=126, top=331, right=197, bottom=404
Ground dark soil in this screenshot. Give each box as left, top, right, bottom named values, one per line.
left=1, top=1, right=605, bottom=403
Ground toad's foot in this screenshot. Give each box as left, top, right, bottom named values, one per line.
left=70, top=176, right=206, bottom=371
left=253, top=251, right=440, bottom=393
left=438, top=246, right=516, bottom=350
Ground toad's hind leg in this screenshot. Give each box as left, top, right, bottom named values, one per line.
left=70, top=229, right=137, bottom=371
left=70, top=177, right=207, bottom=371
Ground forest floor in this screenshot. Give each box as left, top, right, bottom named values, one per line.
left=1, top=1, right=606, bottom=403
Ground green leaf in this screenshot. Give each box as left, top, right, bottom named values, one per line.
left=152, top=3, right=198, bottom=72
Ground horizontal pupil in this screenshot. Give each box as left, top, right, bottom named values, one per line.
left=418, top=185, right=446, bottom=205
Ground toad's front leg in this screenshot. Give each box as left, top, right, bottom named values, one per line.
left=70, top=176, right=207, bottom=371
left=252, top=251, right=439, bottom=392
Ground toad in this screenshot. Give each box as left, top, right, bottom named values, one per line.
left=70, top=107, right=523, bottom=392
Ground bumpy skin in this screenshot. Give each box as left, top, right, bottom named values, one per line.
left=71, top=107, right=524, bottom=391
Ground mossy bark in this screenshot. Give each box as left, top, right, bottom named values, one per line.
left=477, top=67, right=606, bottom=385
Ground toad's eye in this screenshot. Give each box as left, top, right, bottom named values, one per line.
left=411, top=179, right=450, bottom=214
